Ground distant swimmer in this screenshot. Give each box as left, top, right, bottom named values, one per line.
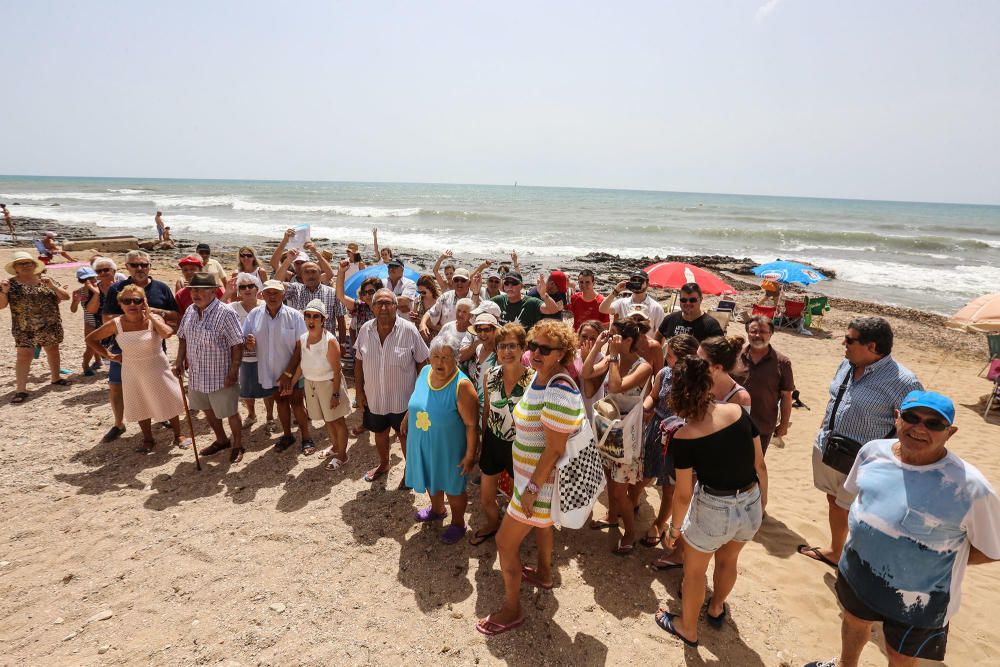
left=155, top=211, right=165, bottom=240
left=1, top=204, right=13, bottom=239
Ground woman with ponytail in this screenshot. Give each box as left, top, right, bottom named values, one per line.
left=653, top=355, right=767, bottom=649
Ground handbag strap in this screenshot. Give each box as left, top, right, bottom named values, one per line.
left=826, top=366, right=851, bottom=433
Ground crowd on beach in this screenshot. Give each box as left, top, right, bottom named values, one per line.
left=1, top=221, right=998, bottom=667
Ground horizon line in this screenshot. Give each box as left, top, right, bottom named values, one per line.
left=0, top=173, right=997, bottom=209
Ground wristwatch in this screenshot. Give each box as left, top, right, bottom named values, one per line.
left=608, top=355, right=621, bottom=364
left=525, top=480, right=540, bottom=494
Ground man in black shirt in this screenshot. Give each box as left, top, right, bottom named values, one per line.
left=655, top=282, right=724, bottom=342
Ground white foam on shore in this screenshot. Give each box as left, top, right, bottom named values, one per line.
left=1, top=191, right=154, bottom=203
left=232, top=200, right=421, bottom=217
left=797, top=255, right=1000, bottom=296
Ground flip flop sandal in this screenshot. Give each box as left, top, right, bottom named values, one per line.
left=415, top=507, right=448, bottom=522
left=440, top=524, right=467, bottom=544
left=654, top=611, right=698, bottom=647
left=651, top=557, right=684, bottom=571
left=589, top=518, right=617, bottom=530
left=51, top=378, right=71, bottom=386
left=325, top=457, right=348, bottom=471
left=521, top=566, right=554, bottom=590
left=706, top=598, right=729, bottom=629
left=613, top=538, right=635, bottom=556
left=300, top=439, right=316, bottom=456
left=317, top=446, right=334, bottom=459
left=136, top=441, right=156, bottom=455
left=475, top=614, right=525, bottom=637
left=274, top=434, right=296, bottom=452
left=364, top=467, right=387, bottom=483
left=641, top=528, right=665, bottom=547
left=229, top=447, right=245, bottom=464
left=10, top=392, right=29, bottom=404
left=468, top=528, right=499, bottom=546
left=796, top=544, right=838, bottom=569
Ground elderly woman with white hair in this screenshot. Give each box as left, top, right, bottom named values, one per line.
left=227, top=272, right=274, bottom=428
left=403, top=336, right=480, bottom=544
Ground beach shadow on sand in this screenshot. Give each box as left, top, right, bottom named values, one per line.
left=752, top=512, right=809, bottom=558
left=56, top=431, right=189, bottom=496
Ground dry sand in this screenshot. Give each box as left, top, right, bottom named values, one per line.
left=1, top=246, right=998, bottom=667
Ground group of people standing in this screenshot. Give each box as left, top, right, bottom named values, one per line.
left=2, top=230, right=998, bottom=666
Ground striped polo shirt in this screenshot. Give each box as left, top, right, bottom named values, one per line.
left=814, top=355, right=922, bottom=451
left=354, top=316, right=429, bottom=415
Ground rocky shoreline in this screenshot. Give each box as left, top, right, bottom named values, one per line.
left=0, top=214, right=961, bottom=332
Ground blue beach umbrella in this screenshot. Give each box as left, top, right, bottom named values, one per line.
left=752, top=260, right=828, bottom=286
left=343, top=264, right=422, bottom=298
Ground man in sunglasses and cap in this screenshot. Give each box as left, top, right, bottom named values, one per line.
left=805, top=390, right=1000, bottom=667
left=800, top=317, right=922, bottom=570
left=489, top=271, right=561, bottom=332
left=600, top=270, right=665, bottom=332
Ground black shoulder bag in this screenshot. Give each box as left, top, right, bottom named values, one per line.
left=821, top=371, right=864, bottom=475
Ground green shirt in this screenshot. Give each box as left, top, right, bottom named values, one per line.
left=491, top=294, right=544, bottom=330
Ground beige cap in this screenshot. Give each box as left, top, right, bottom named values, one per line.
left=261, top=279, right=286, bottom=293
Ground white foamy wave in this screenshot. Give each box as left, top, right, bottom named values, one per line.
left=108, top=188, right=152, bottom=194
left=232, top=200, right=421, bottom=217
left=154, top=195, right=235, bottom=209
left=1, top=191, right=153, bottom=203
left=799, top=256, right=1000, bottom=296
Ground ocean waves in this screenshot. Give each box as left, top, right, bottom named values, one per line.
left=694, top=226, right=998, bottom=254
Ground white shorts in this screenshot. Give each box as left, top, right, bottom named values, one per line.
left=304, top=378, right=351, bottom=423
left=812, top=445, right=856, bottom=509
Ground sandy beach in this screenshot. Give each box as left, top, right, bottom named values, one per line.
left=1, top=235, right=998, bottom=667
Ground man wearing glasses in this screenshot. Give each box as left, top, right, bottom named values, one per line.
left=489, top=272, right=561, bottom=332
left=654, top=282, right=722, bottom=343
left=601, top=270, right=665, bottom=332
left=805, top=391, right=1000, bottom=667
left=101, top=250, right=179, bottom=443
left=799, top=317, right=921, bottom=570
left=419, top=267, right=480, bottom=339
left=354, top=288, right=428, bottom=486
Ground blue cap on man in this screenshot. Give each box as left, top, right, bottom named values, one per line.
left=900, top=390, right=955, bottom=425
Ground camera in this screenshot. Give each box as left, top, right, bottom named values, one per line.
left=627, top=279, right=645, bottom=292
left=353, top=252, right=362, bottom=263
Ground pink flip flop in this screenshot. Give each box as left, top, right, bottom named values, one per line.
left=476, top=614, right=526, bottom=636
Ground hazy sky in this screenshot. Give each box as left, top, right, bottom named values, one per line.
left=3, top=1, right=998, bottom=204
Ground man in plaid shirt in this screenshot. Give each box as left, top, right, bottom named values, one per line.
left=174, top=273, right=246, bottom=463
left=274, top=241, right=348, bottom=345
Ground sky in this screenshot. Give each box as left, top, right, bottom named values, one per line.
left=2, top=1, right=998, bottom=204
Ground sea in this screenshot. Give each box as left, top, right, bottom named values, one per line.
left=2, top=175, right=998, bottom=315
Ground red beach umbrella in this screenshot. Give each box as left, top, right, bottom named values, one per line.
left=642, top=261, right=735, bottom=295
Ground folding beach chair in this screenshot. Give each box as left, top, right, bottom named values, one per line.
left=980, top=334, right=1000, bottom=377
left=803, top=296, right=830, bottom=328
left=775, top=299, right=807, bottom=330
left=716, top=297, right=737, bottom=313
left=985, top=360, right=1000, bottom=418
left=32, top=239, right=53, bottom=264
left=751, top=304, right=776, bottom=321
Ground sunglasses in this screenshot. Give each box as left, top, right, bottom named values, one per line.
left=474, top=325, right=495, bottom=334
left=238, top=284, right=257, bottom=290
left=360, top=289, right=376, bottom=296
left=239, top=253, right=255, bottom=258
left=452, top=277, right=468, bottom=283
left=373, top=301, right=395, bottom=308
left=844, top=335, right=863, bottom=345
left=503, top=280, right=520, bottom=287
left=679, top=297, right=700, bottom=303
left=121, top=298, right=145, bottom=305
left=527, top=341, right=563, bottom=356
left=127, top=263, right=150, bottom=269
left=900, top=411, right=950, bottom=432
left=95, top=267, right=113, bottom=274
left=303, top=313, right=324, bottom=320
left=497, top=342, right=521, bottom=352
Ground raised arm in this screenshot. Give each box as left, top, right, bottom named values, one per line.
left=599, top=280, right=627, bottom=315
left=270, top=228, right=296, bottom=274
left=335, top=259, right=357, bottom=310
left=371, top=227, right=381, bottom=262
left=306, top=241, right=335, bottom=284
left=536, top=274, right=562, bottom=315
left=274, top=248, right=296, bottom=282
left=433, top=250, right=452, bottom=292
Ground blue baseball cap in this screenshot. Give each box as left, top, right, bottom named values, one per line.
left=900, top=390, right=955, bottom=424
left=76, top=266, right=98, bottom=281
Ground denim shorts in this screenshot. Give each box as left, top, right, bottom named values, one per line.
left=681, top=483, right=763, bottom=553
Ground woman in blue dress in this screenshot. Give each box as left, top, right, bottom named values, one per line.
left=404, top=336, right=480, bottom=544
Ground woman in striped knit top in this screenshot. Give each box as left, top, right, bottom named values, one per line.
left=476, top=320, right=585, bottom=637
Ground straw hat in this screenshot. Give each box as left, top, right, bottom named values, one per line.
left=5, top=251, right=45, bottom=275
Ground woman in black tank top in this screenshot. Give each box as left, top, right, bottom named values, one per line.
left=653, top=356, right=768, bottom=648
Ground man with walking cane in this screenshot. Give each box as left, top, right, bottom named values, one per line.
left=174, top=273, right=246, bottom=463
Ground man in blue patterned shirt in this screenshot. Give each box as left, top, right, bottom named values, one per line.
left=175, top=273, right=246, bottom=463
left=799, top=317, right=922, bottom=569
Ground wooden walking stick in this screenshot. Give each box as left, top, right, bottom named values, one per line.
left=177, top=374, right=202, bottom=471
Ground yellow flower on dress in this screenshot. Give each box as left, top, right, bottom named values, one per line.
left=415, top=411, right=432, bottom=432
